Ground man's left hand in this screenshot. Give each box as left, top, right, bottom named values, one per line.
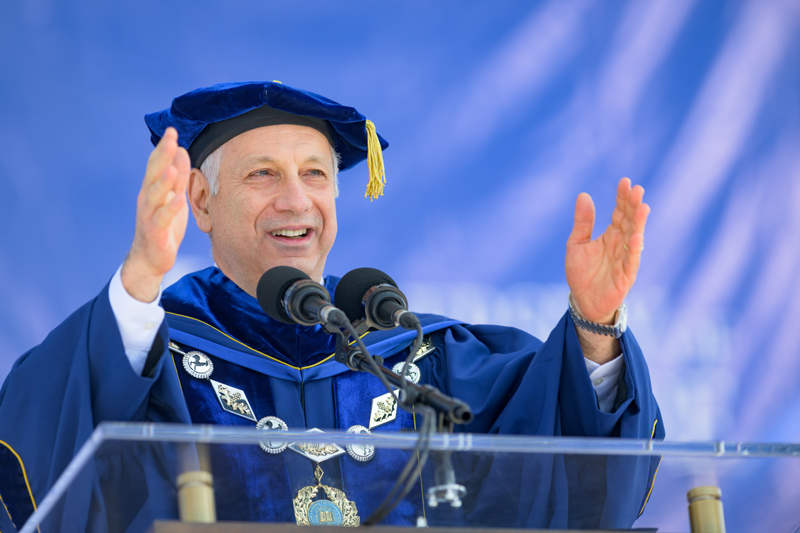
left=565, top=178, right=650, bottom=361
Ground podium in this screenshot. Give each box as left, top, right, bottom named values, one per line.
left=19, top=422, right=800, bottom=532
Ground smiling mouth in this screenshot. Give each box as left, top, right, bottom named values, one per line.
left=272, top=229, right=309, bottom=239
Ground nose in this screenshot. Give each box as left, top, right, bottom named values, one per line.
left=273, top=175, right=313, bottom=214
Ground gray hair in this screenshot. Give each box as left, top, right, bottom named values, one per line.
left=199, top=143, right=341, bottom=198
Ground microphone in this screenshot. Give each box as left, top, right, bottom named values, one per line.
left=257, top=266, right=349, bottom=329
left=334, top=268, right=421, bottom=330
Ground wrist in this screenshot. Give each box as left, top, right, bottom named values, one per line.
left=121, top=258, right=164, bottom=303
left=568, top=293, right=627, bottom=339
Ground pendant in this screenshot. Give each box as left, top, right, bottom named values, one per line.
left=293, top=465, right=360, bottom=526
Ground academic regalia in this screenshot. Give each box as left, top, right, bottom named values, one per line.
left=1, top=81, right=663, bottom=531
left=0, top=267, right=663, bottom=531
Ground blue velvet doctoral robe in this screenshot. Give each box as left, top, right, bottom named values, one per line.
left=0, top=267, right=663, bottom=532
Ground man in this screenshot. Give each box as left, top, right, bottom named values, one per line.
left=0, top=81, right=662, bottom=531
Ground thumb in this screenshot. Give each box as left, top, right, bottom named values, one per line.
left=568, top=192, right=595, bottom=244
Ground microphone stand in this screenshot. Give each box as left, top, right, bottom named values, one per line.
left=333, top=335, right=473, bottom=425
left=333, top=333, right=471, bottom=514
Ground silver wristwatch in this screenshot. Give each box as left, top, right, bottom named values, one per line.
left=568, top=293, right=627, bottom=338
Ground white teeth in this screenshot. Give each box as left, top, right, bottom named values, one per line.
left=272, top=229, right=308, bottom=238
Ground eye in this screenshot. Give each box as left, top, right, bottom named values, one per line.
left=249, top=169, right=275, bottom=178
left=304, top=168, right=330, bottom=183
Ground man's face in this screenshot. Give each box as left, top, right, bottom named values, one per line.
left=194, top=124, right=338, bottom=296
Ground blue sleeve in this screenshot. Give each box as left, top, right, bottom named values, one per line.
left=0, top=282, right=188, bottom=529
left=423, top=311, right=663, bottom=529
left=430, top=312, right=662, bottom=439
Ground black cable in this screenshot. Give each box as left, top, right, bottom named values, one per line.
left=336, top=322, right=437, bottom=525
left=398, top=322, right=424, bottom=398
left=363, top=405, right=435, bottom=525
left=342, top=321, right=397, bottom=398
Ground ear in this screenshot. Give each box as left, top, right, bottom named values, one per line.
left=188, top=168, right=213, bottom=234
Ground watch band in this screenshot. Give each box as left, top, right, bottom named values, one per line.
left=568, top=293, right=627, bottom=338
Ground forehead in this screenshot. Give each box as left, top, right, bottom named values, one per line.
left=221, top=124, right=334, bottom=167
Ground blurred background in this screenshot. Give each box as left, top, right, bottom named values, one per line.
left=1, top=0, right=799, bottom=530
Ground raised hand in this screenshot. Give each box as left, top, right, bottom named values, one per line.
left=565, top=177, right=649, bottom=326
left=121, top=128, right=190, bottom=302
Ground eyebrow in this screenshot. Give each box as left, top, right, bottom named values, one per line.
left=237, top=155, right=275, bottom=169
left=236, top=154, right=332, bottom=170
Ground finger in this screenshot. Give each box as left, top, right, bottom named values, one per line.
left=623, top=203, right=650, bottom=275
left=631, top=199, right=650, bottom=234
left=140, top=162, right=182, bottom=218
left=140, top=146, right=191, bottom=215
left=615, top=177, right=632, bottom=213
left=151, top=188, right=187, bottom=229
left=621, top=185, right=647, bottom=236
left=624, top=184, right=645, bottom=219
left=173, top=147, right=191, bottom=193
left=611, top=178, right=632, bottom=228
left=614, top=182, right=645, bottom=236
left=143, top=128, right=179, bottom=187
left=568, top=192, right=596, bottom=244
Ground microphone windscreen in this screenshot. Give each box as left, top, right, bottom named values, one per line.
left=334, top=267, right=398, bottom=323
left=257, top=266, right=310, bottom=323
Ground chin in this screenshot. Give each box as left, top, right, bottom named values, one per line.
left=266, top=260, right=318, bottom=279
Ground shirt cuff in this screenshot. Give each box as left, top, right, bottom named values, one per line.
left=108, top=265, right=165, bottom=375
left=584, top=354, right=624, bottom=412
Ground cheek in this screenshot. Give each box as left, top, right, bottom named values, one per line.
left=210, top=197, right=254, bottom=243
left=320, top=198, right=338, bottom=240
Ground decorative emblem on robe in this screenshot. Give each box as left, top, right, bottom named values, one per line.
left=288, top=428, right=345, bottom=463
left=392, top=361, right=421, bottom=384
left=182, top=350, right=214, bottom=379
left=256, top=416, right=289, bottom=454
left=345, top=425, right=375, bottom=462
left=369, top=390, right=399, bottom=429
left=413, top=335, right=435, bottom=361
left=293, top=465, right=359, bottom=527
left=209, top=379, right=257, bottom=422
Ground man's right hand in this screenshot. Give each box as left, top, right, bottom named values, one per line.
left=121, top=127, right=190, bottom=303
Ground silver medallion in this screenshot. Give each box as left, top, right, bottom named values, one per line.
left=288, top=428, right=345, bottom=463
left=345, top=425, right=375, bottom=462
left=369, top=390, right=399, bottom=429
left=391, top=361, right=421, bottom=384
left=256, top=416, right=289, bottom=454
left=182, top=350, right=214, bottom=379
left=209, top=379, right=257, bottom=422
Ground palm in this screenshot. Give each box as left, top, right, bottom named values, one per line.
left=122, top=128, right=191, bottom=302
left=565, top=178, right=649, bottom=323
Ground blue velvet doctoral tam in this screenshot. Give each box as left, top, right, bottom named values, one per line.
left=0, top=267, right=664, bottom=531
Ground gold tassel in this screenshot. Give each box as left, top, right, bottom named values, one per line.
left=364, top=119, right=386, bottom=200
